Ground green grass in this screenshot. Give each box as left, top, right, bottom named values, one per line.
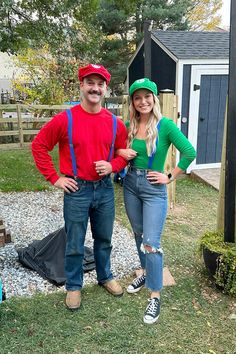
left=0, top=149, right=235, bottom=354
left=0, top=147, right=59, bottom=192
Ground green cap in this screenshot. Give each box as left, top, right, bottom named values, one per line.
left=129, top=78, right=158, bottom=96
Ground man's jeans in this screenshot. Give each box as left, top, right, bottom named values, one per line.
left=64, top=175, right=114, bottom=291
left=123, top=169, right=168, bottom=292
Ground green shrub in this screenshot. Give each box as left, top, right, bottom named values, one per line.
left=199, top=231, right=236, bottom=296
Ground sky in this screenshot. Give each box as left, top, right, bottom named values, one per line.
left=218, top=0, right=231, bottom=27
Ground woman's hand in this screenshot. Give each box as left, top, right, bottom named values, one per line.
left=146, top=171, right=169, bottom=184
left=116, top=148, right=137, bottom=161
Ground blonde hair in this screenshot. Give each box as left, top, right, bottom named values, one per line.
left=128, top=94, right=162, bottom=156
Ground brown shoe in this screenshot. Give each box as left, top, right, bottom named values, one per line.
left=100, top=279, right=124, bottom=297
left=65, top=290, right=81, bottom=311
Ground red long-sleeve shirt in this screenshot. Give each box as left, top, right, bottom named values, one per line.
left=32, top=104, right=127, bottom=184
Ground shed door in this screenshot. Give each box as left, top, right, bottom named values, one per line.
left=197, top=74, right=228, bottom=164
left=188, top=65, right=228, bottom=171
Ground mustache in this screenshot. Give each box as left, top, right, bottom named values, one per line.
left=88, top=90, right=101, bottom=96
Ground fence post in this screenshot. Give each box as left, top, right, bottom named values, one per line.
left=217, top=103, right=227, bottom=233
left=122, top=95, right=129, bottom=122
left=17, top=104, right=24, bottom=147
left=159, top=90, right=178, bottom=209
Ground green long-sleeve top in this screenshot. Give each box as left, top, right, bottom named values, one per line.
left=126, top=117, right=196, bottom=171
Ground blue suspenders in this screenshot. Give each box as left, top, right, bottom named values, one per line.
left=107, top=114, right=117, bottom=162
left=66, top=109, right=77, bottom=177
left=66, top=109, right=117, bottom=177
left=118, top=120, right=161, bottom=179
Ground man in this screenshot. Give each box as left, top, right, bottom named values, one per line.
left=32, top=64, right=127, bottom=310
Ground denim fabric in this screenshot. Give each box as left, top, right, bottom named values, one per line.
left=64, top=175, right=115, bottom=290
left=123, top=169, right=168, bottom=291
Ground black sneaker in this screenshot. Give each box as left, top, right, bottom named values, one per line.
left=143, top=297, right=161, bottom=324
left=127, top=274, right=146, bottom=293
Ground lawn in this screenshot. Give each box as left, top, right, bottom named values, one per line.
left=0, top=149, right=235, bottom=354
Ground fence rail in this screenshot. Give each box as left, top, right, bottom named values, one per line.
left=0, top=97, right=128, bottom=149
left=0, top=104, right=74, bottom=149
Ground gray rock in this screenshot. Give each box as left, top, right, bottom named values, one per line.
left=0, top=190, right=139, bottom=299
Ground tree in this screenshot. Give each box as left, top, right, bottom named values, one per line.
left=94, top=0, right=191, bottom=92
left=12, top=46, right=82, bottom=104
left=0, top=0, right=101, bottom=59
left=0, top=0, right=103, bottom=102
left=187, top=0, right=222, bottom=30
left=0, top=0, right=224, bottom=94
left=93, top=0, right=224, bottom=92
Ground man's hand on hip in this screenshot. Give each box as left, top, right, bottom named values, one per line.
left=54, top=177, right=78, bottom=193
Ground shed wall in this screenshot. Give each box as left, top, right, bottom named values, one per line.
left=151, top=41, right=176, bottom=92
left=129, top=44, right=144, bottom=86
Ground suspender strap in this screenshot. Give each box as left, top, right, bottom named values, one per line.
left=107, top=114, right=117, bottom=162
left=66, top=110, right=117, bottom=176
left=66, top=109, right=78, bottom=177
left=147, top=120, right=161, bottom=169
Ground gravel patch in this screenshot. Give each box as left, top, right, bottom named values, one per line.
left=0, top=190, right=139, bottom=299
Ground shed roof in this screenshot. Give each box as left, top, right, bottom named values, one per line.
left=152, top=30, right=229, bottom=60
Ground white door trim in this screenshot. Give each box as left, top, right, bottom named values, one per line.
left=187, top=64, right=228, bottom=172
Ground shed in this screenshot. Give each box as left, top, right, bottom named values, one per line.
left=128, top=30, right=229, bottom=171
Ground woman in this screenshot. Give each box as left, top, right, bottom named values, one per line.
left=117, top=78, right=196, bottom=324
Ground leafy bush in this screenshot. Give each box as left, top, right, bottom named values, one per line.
left=199, top=231, right=236, bottom=296
left=13, top=46, right=82, bottom=105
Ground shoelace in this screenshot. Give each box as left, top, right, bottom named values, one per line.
left=133, top=274, right=145, bottom=287
left=146, top=298, right=159, bottom=316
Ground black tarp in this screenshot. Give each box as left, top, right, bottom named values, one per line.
left=17, top=227, right=95, bottom=286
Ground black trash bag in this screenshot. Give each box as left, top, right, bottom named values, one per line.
left=17, top=227, right=95, bottom=286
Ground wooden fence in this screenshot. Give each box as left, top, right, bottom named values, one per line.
left=0, top=92, right=178, bottom=207
left=0, top=104, right=70, bottom=149
left=0, top=96, right=129, bottom=150
left=159, top=91, right=178, bottom=209
left=0, top=93, right=176, bottom=149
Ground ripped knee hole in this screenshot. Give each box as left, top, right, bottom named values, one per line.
left=142, top=244, right=163, bottom=254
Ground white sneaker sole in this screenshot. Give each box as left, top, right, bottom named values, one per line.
left=126, top=285, right=144, bottom=294
left=143, top=314, right=160, bottom=324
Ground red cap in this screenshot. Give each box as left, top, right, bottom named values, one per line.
left=78, top=64, right=111, bottom=84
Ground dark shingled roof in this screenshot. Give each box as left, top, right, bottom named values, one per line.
left=151, top=30, right=229, bottom=59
